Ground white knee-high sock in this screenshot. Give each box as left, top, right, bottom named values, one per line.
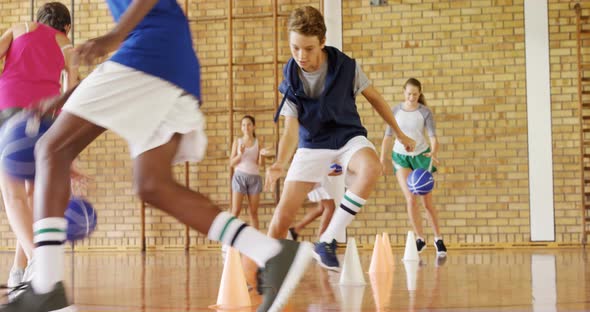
left=320, top=191, right=366, bottom=243
left=32, top=218, right=66, bottom=294
left=208, top=211, right=281, bottom=267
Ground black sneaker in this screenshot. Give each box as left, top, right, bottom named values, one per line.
left=416, top=238, right=426, bottom=254
left=313, top=239, right=340, bottom=271
left=288, top=228, right=298, bottom=241
left=434, top=239, right=447, bottom=256
left=0, top=281, right=75, bottom=312
left=256, top=240, right=313, bottom=312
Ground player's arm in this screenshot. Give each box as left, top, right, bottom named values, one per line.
left=362, top=85, right=415, bottom=152
left=0, top=27, right=13, bottom=58
left=265, top=116, right=299, bottom=191
left=74, top=0, right=159, bottom=65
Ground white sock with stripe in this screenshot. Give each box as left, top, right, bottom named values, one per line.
left=32, top=218, right=67, bottom=294
left=320, top=191, right=366, bottom=243
left=208, top=211, right=281, bottom=267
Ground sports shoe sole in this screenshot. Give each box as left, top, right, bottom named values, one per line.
left=265, top=242, right=314, bottom=312
left=312, top=250, right=341, bottom=272
left=50, top=306, right=77, bottom=312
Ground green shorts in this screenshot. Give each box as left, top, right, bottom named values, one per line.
left=392, top=149, right=437, bottom=174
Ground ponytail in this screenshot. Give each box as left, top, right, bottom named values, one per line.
left=404, top=78, right=426, bottom=106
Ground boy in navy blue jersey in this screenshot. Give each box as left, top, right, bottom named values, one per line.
left=0, top=1, right=313, bottom=311
left=265, top=6, right=415, bottom=272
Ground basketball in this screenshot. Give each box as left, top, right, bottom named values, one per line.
left=406, top=168, right=434, bottom=195
left=0, top=112, right=53, bottom=180
left=65, top=196, right=97, bottom=242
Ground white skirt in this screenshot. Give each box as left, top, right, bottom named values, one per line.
left=62, top=61, right=207, bottom=164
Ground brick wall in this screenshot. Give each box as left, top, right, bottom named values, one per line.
left=548, top=0, right=587, bottom=243
left=0, top=0, right=583, bottom=250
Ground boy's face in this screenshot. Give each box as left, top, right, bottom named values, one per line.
left=289, top=31, right=326, bottom=72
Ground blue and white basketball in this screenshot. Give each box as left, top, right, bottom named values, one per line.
left=0, top=112, right=53, bottom=180
left=65, top=196, right=97, bottom=242
left=407, top=168, right=435, bottom=195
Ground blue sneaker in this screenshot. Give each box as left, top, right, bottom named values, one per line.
left=313, top=239, right=340, bottom=271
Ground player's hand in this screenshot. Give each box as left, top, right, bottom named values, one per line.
left=73, top=32, right=122, bottom=66
left=423, top=152, right=440, bottom=165
left=399, top=135, right=416, bottom=153
left=265, top=163, right=285, bottom=192
left=27, top=94, right=68, bottom=119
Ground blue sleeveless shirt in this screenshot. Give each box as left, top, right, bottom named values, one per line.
left=106, top=0, right=201, bottom=100
left=276, top=46, right=367, bottom=149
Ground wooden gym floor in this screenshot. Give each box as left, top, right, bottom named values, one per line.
left=0, top=248, right=588, bottom=311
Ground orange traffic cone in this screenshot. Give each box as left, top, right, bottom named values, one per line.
left=368, top=234, right=389, bottom=273
left=381, top=232, right=395, bottom=267
left=209, top=247, right=252, bottom=310
left=369, top=270, right=394, bottom=310
left=241, top=254, right=258, bottom=293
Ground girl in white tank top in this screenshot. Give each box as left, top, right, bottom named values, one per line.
left=229, top=115, right=270, bottom=229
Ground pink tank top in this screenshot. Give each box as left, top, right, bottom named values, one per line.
left=0, top=23, right=64, bottom=109
left=235, top=138, right=260, bottom=175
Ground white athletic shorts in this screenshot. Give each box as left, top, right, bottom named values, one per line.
left=63, top=61, right=207, bottom=164
left=285, top=135, right=375, bottom=185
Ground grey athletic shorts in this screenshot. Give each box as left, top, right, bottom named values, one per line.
left=231, top=170, right=262, bottom=195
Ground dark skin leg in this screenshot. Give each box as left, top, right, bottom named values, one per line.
left=34, top=112, right=106, bottom=219
left=35, top=112, right=221, bottom=233
left=133, top=133, right=221, bottom=232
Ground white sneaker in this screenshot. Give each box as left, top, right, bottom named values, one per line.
left=6, top=267, right=24, bottom=301
left=7, top=267, right=24, bottom=287
left=22, top=258, right=35, bottom=282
